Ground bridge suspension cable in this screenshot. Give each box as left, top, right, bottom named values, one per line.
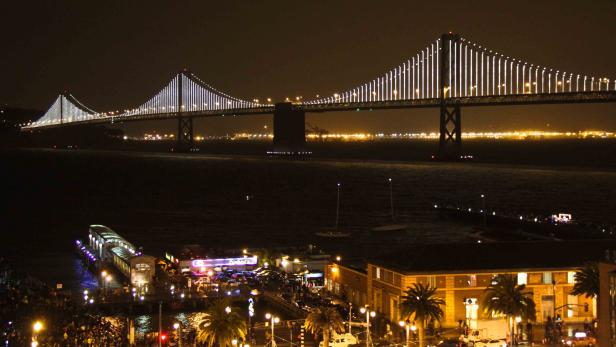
left=117, top=71, right=268, bottom=119
left=25, top=93, right=97, bottom=128
left=304, top=35, right=614, bottom=105
left=305, top=39, right=443, bottom=105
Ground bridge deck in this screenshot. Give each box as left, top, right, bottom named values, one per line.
left=22, top=91, right=616, bottom=130
left=301, top=91, right=616, bottom=112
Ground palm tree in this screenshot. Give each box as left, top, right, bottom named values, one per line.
left=483, top=274, right=536, bottom=345
left=304, top=306, right=345, bottom=347
left=571, top=263, right=599, bottom=298
left=196, top=300, right=247, bottom=347
left=400, top=283, right=445, bottom=347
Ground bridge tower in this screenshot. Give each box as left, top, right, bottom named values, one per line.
left=176, top=71, right=194, bottom=152
left=273, top=102, right=306, bottom=154
left=438, top=33, right=462, bottom=160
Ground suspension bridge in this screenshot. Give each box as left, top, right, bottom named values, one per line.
left=22, top=33, right=616, bottom=159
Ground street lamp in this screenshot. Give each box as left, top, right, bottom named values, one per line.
left=105, top=275, right=112, bottom=295
left=359, top=306, right=375, bottom=347
left=173, top=322, right=182, bottom=347
left=32, top=321, right=43, bottom=346
left=265, top=313, right=280, bottom=347
left=399, top=320, right=410, bottom=347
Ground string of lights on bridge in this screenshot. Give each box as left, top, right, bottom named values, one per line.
left=305, top=37, right=615, bottom=105
left=23, top=35, right=616, bottom=129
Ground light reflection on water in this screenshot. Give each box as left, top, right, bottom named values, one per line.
left=73, top=258, right=99, bottom=291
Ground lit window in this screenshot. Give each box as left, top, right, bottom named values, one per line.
left=375, top=267, right=381, bottom=279
left=543, top=272, right=553, bottom=285
left=517, top=273, right=528, bottom=285
left=568, top=271, right=576, bottom=284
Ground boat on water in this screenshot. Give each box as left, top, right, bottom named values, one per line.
left=371, top=178, right=408, bottom=232
left=316, top=183, right=351, bottom=238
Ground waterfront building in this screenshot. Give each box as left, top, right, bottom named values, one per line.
left=598, top=262, right=616, bottom=346
left=87, top=225, right=155, bottom=289
left=325, top=241, right=616, bottom=339
left=165, top=245, right=259, bottom=275
left=89, top=224, right=137, bottom=261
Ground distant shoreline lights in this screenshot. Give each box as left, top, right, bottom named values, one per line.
left=134, top=130, right=616, bottom=141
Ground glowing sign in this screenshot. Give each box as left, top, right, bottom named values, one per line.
left=191, top=256, right=258, bottom=268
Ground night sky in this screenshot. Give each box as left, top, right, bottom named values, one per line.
left=1, top=1, right=615, bottom=135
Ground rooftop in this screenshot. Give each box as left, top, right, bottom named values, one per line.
left=110, top=246, right=133, bottom=262
left=89, top=224, right=136, bottom=250
left=368, top=240, right=616, bottom=274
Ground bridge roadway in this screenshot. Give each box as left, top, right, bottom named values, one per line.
left=22, top=91, right=616, bottom=130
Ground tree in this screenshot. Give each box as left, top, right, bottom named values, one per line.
left=400, top=283, right=445, bottom=347
left=304, top=306, right=345, bottom=347
left=196, top=300, right=247, bottom=347
left=571, top=263, right=599, bottom=298
left=483, top=274, right=536, bottom=345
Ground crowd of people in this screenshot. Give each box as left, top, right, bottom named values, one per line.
left=0, top=258, right=125, bottom=346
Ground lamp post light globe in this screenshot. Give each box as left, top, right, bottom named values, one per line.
left=225, top=306, right=232, bottom=314
left=173, top=323, right=180, bottom=330
left=33, top=321, right=43, bottom=333
left=265, top=313, right=278, bottom=347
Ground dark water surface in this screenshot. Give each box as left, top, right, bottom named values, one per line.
left=2, top=144, right=616, bottom=289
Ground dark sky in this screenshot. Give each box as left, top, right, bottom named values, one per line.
left=1, top=0, right=615, bottom=135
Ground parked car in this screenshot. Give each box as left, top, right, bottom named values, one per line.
left=473, top=339, right=507, bottom=347
left=437, top=338, right=467, bottom=347
left=562, top=332, right=596, bottom=346
left=318, top=333, right=358, bottom=347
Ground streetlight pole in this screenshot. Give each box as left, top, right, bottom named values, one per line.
left=348, top=302, right=353, bottom=334
left=266, top=313, right=279, bottom=347
left=158, top=301, right=163, bottom=347
left=32, top=321, right=43, bottom=347
left=173, top=322, right=182, bottom=347
left=399, top=320, right=410, bottom=347
left=360, top=306, right=375, bottom=347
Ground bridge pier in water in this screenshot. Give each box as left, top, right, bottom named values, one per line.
left=437, top=33, right=463, bottom=160
left=438, top=103, right=462, bottom=159
left=272, top=102, right=307, bottom=154
left=177, top=116, right=194, bottom=152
